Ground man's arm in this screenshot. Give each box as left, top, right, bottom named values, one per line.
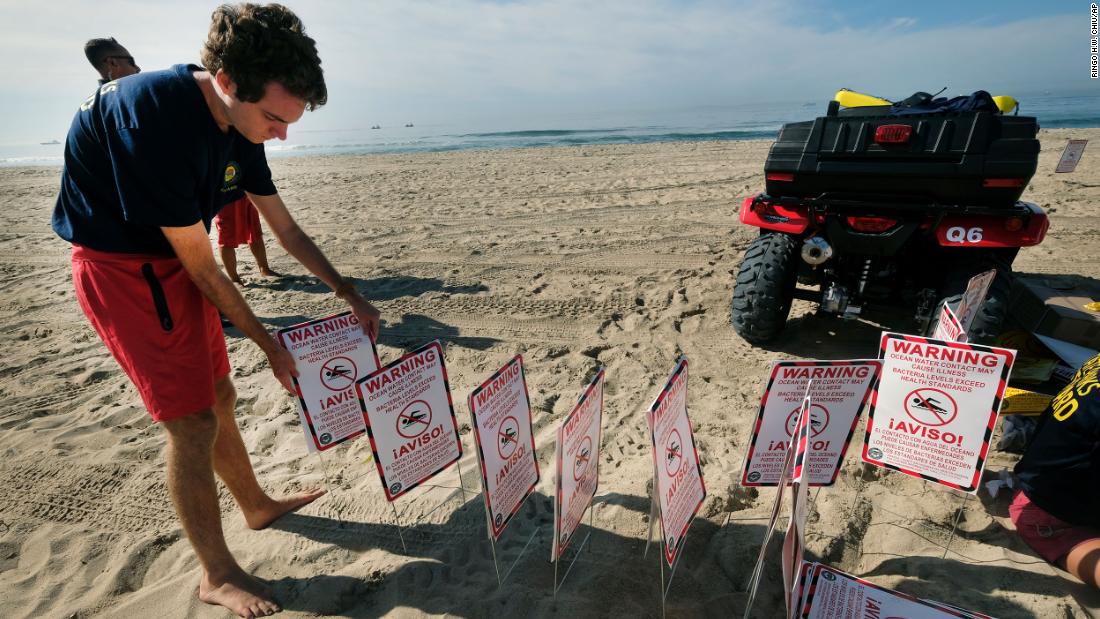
left=248, top=191, right=381, bottom=340
left=161, top=222, right=298, bottom=392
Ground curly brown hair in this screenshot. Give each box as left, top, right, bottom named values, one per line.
left=201, top=3, right=327, bottom=110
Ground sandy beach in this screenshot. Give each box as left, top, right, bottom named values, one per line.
left=2, top=129, right=1100, bottom=618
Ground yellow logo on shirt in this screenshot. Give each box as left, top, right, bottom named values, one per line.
left=222, top=162, right=241, bottom=193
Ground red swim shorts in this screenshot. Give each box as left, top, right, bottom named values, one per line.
left=1009, top=488, right=1100, bottom=564
left=71, top=245, right=230, bottom=422
left=214, top=196, right=263, bottom=248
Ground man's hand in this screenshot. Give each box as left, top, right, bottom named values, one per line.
left=162, top=222, right=299, bottom=394
left=265, top=341, right=300, bottom=394
left=348, top=295, right=381, bottom=341
left=250, top=192, right=384, bottom=342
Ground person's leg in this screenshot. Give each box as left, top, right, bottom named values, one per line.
left=162, top=409, right=280, bottom=618
left=210, top=375, right=324, bottom=530
left=220, top=246, right=242, bottom=284
left=1060, top=539, right=1100, bottom=588
left=247, top=240, right=280, bottom=277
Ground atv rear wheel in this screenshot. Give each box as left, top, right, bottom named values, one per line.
left=732, top=232, right=800, bottom=344
left=926, top=250, right=1014, bottom=344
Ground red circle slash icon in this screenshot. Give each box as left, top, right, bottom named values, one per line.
left=497, top=416, right=520, bottom=459
left=664, top=429, right=683, bottom=477
left=320, top=356, right=357, bottom=391
left=396, top=400, right=433, bottom=438
left=573, top=436, right=593, bottom=481
left=785, top=404, right=830, bottom=438
left=904, top=387, right=958, bottom=427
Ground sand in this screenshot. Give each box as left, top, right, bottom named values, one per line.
left=2, top=128, right=1100, bottom=618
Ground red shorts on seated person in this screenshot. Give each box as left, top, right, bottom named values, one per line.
left=1009, top=488, right=1100, bottom=564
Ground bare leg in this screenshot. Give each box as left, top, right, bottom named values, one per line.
left=220, top=246, right=242, bottom=284
left=211, top=376, right=324, bottom=530
left=163, top=410, right=280, bottom=618
left=1060, top=539, right=1100, bottom=588
left=248, top=241, right=280, bottom=277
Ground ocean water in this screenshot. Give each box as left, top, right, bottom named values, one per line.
left=5, top=93, right=1098, bottom=167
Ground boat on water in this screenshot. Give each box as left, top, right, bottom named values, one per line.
left=40, top=139, right=60, bottom=145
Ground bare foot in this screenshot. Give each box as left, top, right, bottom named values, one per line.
left=199, top=570, right=281, bottom=618
left=245, top=489, right=326, bottom=530
left=229, top=275, right=244, bottom=285
left=258, top=268, right=282, bottom=278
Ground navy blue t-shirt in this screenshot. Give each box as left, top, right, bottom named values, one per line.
left=1015, top=353, right=1100, bottom=528
left=52, top=64, right=276, bottom=255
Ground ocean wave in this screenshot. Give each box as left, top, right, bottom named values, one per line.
left=456, top=128, right=631, bottom=138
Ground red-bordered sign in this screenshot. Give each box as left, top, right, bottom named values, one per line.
left=647, top=357, right=705, bottom=568
left=741, top=360, right=881, bottom=487
left=356, top=340, right=462, bottom=501
left=553, top=368, right=604, bottom=561
left=863, top=333, right=1014, bottom=493
left=276, top=311, right=381, bottom=453
left=800, top=564, right=980, bottom=618
left=469, top=355, right=539, bottom=540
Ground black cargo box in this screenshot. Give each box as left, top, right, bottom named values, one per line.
left=764, top=110, right=1039, bottom=206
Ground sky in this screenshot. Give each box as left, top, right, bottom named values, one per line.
left=0, top=0, right=1095, bottom=144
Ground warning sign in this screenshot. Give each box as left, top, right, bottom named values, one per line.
left=647, top=357, right=705, bottom=568
left=1055, top=138, right=1087, bottom=173
left=469, top=355, right=539, bottom=540
left=863, top=333, right=1015, bottom=493
left=953, top=269, right=996, bottom=336
left=741, top=360, right=881, bottom=486
left=799, top=564, right=983, bottom=618
left=932, top=302, right=966, bottom=343
left=553, top=368, right=604, bottom=562
left=356, top=340, right=462, bottom=501
left=276, top=312, right=381, bottom=452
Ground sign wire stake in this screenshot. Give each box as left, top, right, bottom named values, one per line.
left=942, top=491, right=971, bottom=559
left=390, top=501, right=408, bottom=554
left=553, top=500, right=599, bottom=596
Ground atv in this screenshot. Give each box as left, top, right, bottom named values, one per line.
left=730, top=89, right=1048, bottom=345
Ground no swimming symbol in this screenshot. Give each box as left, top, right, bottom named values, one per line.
left=573, top=436, right=592, bottom=481
left=665, top=429, right=683, bottom=477
left=397, top=400, right=432, bottom=438
left=497, top=416, right=520, bottom=459
left=785, top=404, right=829, bottom=437
left=320, top=356, right=357, bottom=391
left=904, top=387, right=957, bottom=426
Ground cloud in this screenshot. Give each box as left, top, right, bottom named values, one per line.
left=0, top=0, right=1085, bottom=143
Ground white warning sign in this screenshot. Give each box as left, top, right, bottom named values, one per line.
left=953, top=269, right=996, bottom=336
left=800, top=564, right=984, bottom=618
left=741, top=360, right=881, bottom=486
left=863, top=333, right=1015, bottom=493
left=932, top=302, right=966, bottom=343
left=276, top=312, right=380, bottom=452
left=469, top=355, right=539, bottom=540
left=647, top=357, right=705, bottom=568
left=553, top=368, right=604, bottom=562
left=356, top=340, right=462, bottom=501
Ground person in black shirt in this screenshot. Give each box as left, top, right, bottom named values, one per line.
left=1012, top=352, right=1100, bottom=588
left=54, top=5, right=380, bottom=617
